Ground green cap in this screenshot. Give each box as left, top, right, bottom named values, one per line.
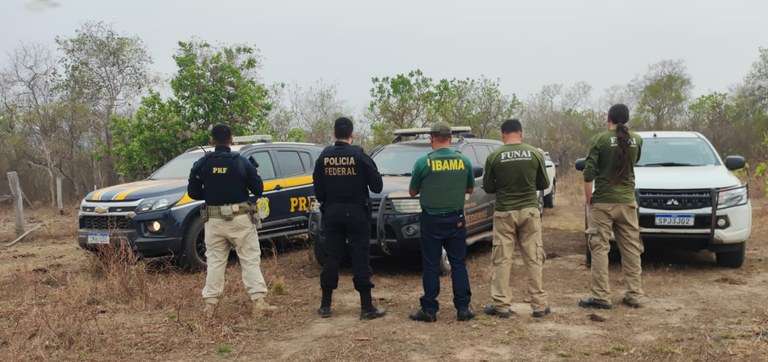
left=430, top=123, right=452, bottom=137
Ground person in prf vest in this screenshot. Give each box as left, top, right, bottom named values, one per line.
left=408, top=123, right=476, bottom=323
left=482, top=119, right=551, bottom=319
left=580, top=104, right=646, bottom=310
left=187, top=124, right=276, bottom=318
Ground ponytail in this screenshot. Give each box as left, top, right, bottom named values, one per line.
left=608, top=103, right=632, bottom=184
left=614, top=123, right=631, bottom=183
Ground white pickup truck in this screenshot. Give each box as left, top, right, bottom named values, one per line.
left=576, top=131, right=751, bottom=268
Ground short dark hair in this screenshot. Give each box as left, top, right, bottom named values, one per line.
left=211, top=124, right=232, bottom=145
left=608, top=104, right=630, bottom=125
left=501, top=119, right=523, bottom=134
left=334, top=117, right=353, bottom=139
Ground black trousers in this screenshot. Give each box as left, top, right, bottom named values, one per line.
left=319, top=203, right=374, bottom=292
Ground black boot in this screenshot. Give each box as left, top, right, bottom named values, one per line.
left=318, top=289, right=333, bottom=318
left=359, top=289, right=386, bottom=320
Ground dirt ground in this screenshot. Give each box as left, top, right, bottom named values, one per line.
left=1, top=187, right=768, bottom=361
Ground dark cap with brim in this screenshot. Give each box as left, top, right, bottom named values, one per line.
left=430, top=123, right=452, bottom=137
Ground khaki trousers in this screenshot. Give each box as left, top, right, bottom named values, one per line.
left=588, top=203, right=644, bottom=301
left=202, top=214, right=268, bottom=304
left=489, top=208, right=548, bottom=311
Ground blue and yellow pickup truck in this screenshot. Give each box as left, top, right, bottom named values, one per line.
left=78, top=136, right=322, bottom=270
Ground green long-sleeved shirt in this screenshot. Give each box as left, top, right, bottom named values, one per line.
left=483, top=143, right=550, bottom=211
left=583, top=130, right=643, bottom=204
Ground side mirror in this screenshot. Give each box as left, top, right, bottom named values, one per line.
left=724, top=155, right=745, bottom=171
left=575, top=158, right=586, bottom=171
left=473, top=166, right=484, bottom=178
left=248, top=156, right=260, bottom=168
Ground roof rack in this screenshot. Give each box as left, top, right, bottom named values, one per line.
left=233, top=135, right=273, bottom=144
left=392, top=126, right=472, bottom=143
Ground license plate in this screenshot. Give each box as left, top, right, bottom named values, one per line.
left=655, top=214, right=695, bottom=226
left=87, top=232, right=111, bottom=245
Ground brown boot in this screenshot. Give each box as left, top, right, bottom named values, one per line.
left=252, top=298, right=278, bottom=314
left=203, top=302, right=217, bottom=319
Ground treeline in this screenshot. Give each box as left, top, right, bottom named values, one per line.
left=1, top=22, right=767, bottom=204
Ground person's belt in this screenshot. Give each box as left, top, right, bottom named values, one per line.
left=422, top=209, right=463, bottom=217
left=205, top=202, right=252, bottom=219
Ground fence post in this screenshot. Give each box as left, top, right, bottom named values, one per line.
left=7, top=172, right=25, bottom=237
left=56, top=176, right=64, bottom=215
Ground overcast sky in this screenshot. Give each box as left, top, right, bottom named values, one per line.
left=2, top=0, right=767, bottom=113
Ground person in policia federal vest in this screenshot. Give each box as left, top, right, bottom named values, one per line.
left=482, top=119, right=552, bottom=319
left=187, top=124, right=277, bottom=318
left=408, top=123, right=476, bottom=323
left=579, top=104, right=646, bottom=310
left=312, top=117, right=387, bottom=320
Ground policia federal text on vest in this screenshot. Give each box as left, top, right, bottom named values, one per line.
left=312, top=117, right=387, bottom=320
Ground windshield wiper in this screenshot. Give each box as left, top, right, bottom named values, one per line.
left=638, top=162, right=703, bottom=167
left=381, top=173, right=412, bottom=177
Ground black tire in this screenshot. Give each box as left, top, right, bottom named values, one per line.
left=543, top=179, right=556, bottom=209
left=177, top=216, right=206, bottom=272
left=716, top=243, right=745, bottom=268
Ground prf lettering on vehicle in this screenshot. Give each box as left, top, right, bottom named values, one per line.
left=324, top=156, right=357, bottom=176
left=427, top=158, right=466, bottom=171
left=289, top=196, right=311, bottom=212
left=212, top=167, right=228, bottom=174
left=499, top=150, right=533, bottom=163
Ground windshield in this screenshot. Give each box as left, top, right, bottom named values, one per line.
left=373, top=145, right=433, bottom=176
left=150, top=152, right=205, bottom=179
left=636, top=137, right=720, bottom=167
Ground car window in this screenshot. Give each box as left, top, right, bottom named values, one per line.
left=299, top=152, right=312, bottom=171
left=277, top=151, right=305, bottom=176
left=474, top=144, right=492, bottom=165
left=249, top=151, right=276, bottom=180
left=460, top=145, right=480, bottom=165
left=637, top=137, right=720, bottom=167
left=149, top=151, right=205, bottom=179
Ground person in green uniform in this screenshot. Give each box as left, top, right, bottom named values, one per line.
left=408, top=123, right=476, bottom=323
left=482, top=119, right=551, bottom=318
left=580, top=103, right=646, bottom=309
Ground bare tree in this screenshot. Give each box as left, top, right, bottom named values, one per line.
left=289, top=81, right=348, bottom=145
left=57, top=21, right=153, bottom=186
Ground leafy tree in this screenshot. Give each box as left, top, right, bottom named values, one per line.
left=111, top=41, right=272, bottom=179
left=57, top=21, right=153, bottom=186
left=633, top=60, right=692, bottom=130
left=171, top=41, right=270, bottom=135
left=369, top=70, right=435, bottom=144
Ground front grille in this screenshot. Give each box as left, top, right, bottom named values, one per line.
left=639, top=214, right=712, bottom=229
left=81, top=206, right=137, bottom=213
left=370, top=198, right=394, bottom=214
left=637, top=190, right=712, bottom=210
left=80, top=215, right=132, bottom=230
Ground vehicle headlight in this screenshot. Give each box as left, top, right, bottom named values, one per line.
left=136, top=195, right=183, bottom=213
left=390, top=198, right=422, bottom=213
left=718, top=186, right=748, bottom=210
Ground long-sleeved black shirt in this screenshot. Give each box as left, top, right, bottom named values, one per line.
left=312, top=141, right=383, bottom=205
left=188, top=146, right=263, bottom=206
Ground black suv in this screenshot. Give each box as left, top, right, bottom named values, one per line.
left=308, top=128, right=501, bottom=269
left=78, top=137, right=322, bottom=270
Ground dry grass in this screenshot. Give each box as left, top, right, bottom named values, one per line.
left=1, top=184, right=768, bottom=360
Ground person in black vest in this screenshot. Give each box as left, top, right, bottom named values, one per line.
left=313, top=117, right=386, bottom=320
left=188, top=124, right=275, bottom=318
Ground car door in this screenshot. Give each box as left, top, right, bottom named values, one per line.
left=261, top=148, right=316, bottom=237
left=244, top=150, right=280, bottom=228
left=459, top=144, right=494, bottom=234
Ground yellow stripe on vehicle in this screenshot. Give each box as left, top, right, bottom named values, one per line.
left=112, top=180, right=179, bottom=200
left=90, top=184, right=126, bottom=201
left=263, top=175, right=313, bottom=192
left=175, top=193, right=195, bottom=206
